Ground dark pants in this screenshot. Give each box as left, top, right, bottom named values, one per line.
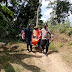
left=22, top=39, right=26, bottom=43
left=38, top=39, right=41, bottom=47
left=41, top=39, right=49, bottom=53
left=26, top=39, right=32, bottom=51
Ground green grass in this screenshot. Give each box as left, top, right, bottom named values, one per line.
left=59, top=42, right=64, bottom=48
left=49, top=42, right=58, bottom=52
left=0, top=55, right=15, bottom=72
left=68, top=41, right=72, bottom=46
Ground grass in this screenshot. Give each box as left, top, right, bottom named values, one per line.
left=62, top=51, right=72, bottom=67
left=52, top=31, right=72, bottom=68
left=49, top=42, right=59, bottom=52
left=59, top=42, right=64, bottom=48
left=10, top=63, right=25, bottom=72
left=0, top=43, right=41, bottom=72
left=68, top=41, right=72, bottom=46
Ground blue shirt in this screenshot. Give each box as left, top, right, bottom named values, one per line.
left=24, top=28, right=32, bottom=40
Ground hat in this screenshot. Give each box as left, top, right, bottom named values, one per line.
left=43, top=24, right=47, bottom=26
left=27, top=24, right=31, bottom=26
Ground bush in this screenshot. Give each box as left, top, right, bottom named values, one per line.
left=59, top=27, right=66, bottom=33
left=49, top=42, right=58, bottom=51
left=66, top=28, right=72, bottom=36
left=59, top=23, right=67, bottom=33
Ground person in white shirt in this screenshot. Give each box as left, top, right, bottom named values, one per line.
left=41, top=24, right=51, bottom=56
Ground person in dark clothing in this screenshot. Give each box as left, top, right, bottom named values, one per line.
left=24, top=24, right=32, bottom=52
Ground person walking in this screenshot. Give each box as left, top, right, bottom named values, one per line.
left=24, top=24, right=32, bottom=52
left=41, top=24, right=51, bottom=56
left=21, top=27, right=25, bottom=42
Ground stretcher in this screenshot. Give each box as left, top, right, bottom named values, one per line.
left=32, top=35, right=54, bottom=45
left=32, top=38, right=39, bottom=45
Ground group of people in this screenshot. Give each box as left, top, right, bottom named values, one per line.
left=21, top=24, right=52, bottom=56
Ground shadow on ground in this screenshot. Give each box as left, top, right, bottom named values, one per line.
left=33, top=46, right=59, bottom=56
left=0, top=45, right=42, bottom=72
left=48, top=50, right=59, bottom=55
left=34, top=47, right=42, bottom=53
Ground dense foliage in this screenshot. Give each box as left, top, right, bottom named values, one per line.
left=0, top=0, right=43, bottom=41
left=0, top=0, right=72, bottom=42
left=0, top=3, right=14, bottom=40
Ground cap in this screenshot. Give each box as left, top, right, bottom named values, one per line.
left=27, top=24, right=31, bottom=26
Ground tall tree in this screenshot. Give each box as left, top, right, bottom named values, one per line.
left=47, top=0, right=72, bottom=23
left=0, top=0, right=43, bottom=39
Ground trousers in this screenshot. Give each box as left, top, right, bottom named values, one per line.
left=41, top=39, right=49, bottom=53
left=26, top=39, right=32, bottom=51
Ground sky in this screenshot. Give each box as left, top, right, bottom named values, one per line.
left=40, top=0, right=72, bottom=25
left=2, top=0, right=72, bottom=25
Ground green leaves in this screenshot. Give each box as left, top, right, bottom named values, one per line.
left=0, top=3, right=14, bottom=17
left=0, top=12, right=8, bottom=22
left=0, top=3, right=14, bottom=39
left=55, top=1, right=71, bottom=23
left=47, top=1, right=72, bottom=23
left=0, top=0, right=41, bottom=40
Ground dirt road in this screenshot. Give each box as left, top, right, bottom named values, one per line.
left=0, top=43, right=72, bottom=72
left=30, top=52, right=72, bottom=72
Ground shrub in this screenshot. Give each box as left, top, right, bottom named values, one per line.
left=59, top=23, right=66, bottom=33
left=66, top=28, right=72, bottom=36
left=49, top=42, right=58, bottom=51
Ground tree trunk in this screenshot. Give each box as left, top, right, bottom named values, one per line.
left=36, top=0, right=42, bottom=27
left=6, top=0, right=8, bottom=7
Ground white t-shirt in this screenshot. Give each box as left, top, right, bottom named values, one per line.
left=41, top=28, right=50, bottom=40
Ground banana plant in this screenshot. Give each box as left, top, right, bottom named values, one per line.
left=0, top=3, right=14, bottom=22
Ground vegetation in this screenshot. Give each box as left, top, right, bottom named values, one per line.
left=46, top=17, right=72, bottom=67
left=0, top=0, right=72, bottom=71
left=0, top=43, right=39, bottom=72
left=47, top=18, right=72, bottom=37
left=0, top=0, right=43, bottom=41
left=47, top=0, right=72, bottom=23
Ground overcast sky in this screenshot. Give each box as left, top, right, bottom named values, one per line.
left=40, top=0, right=72, bottom=25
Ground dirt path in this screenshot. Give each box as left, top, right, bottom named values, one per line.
left=31, top=52, right=72, bottom=72
left=0, top=43, right=72, bottom=72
